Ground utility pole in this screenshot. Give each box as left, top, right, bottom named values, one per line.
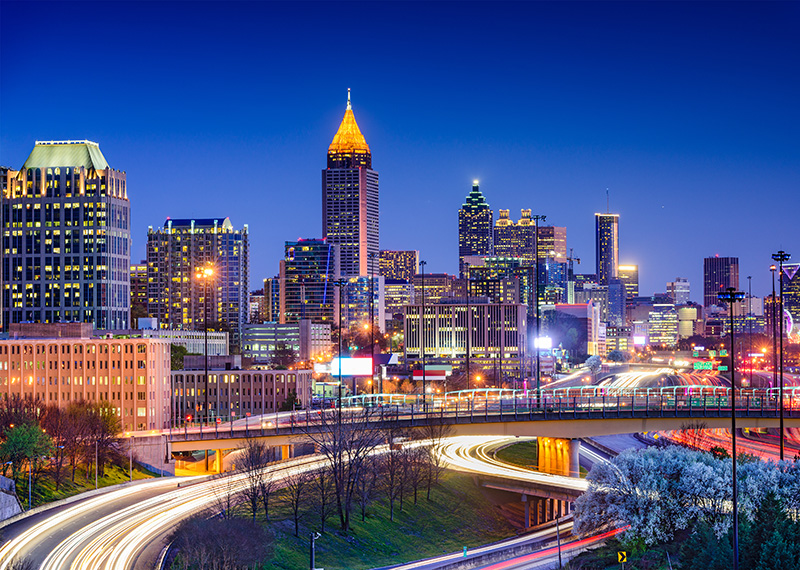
left=419, top=260, right=427, bottom=411
left=532, top=214, right=546, bottom=398
left=772, top=250, right=791, bottom=460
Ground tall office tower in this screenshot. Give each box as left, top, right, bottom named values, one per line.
left=130, top=260, right=148, bottom=321
left=147, top=217, right=249, bottom=347
left=618, top=264, right=639, bottom=299
left=494, top=209, right=536, bottom=264
left=781, top=264, right=800, bottom=337
left=262, top=277, right=281, bottom=322
left=379, top=250, right=419, bottom=281
left=2, top=141, right=130, bottom=330
left=458, top=181, right=493, bottom=277
left=279, top=239, right=339, bottom=326
left=322, top=90, right=379, bottom=277
left=666, top=277, right=690, bottom=305
left=703, top=256, right=739, bottom=307
left=595, top=213, right=619, bottom=285
left=537, top=225, right=567, bottom=262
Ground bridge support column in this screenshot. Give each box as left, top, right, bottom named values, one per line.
left=522, top=494, right=530, bottom=528
left=281, top=444, right=293, bottom=460
left=569, top=439, right=581, bottom=478
left=204, top=450, right=209, bottom=472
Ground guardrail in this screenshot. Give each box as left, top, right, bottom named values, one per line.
left=169, top=386, right=800, bottom=442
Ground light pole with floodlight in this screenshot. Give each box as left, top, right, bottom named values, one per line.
left=196, top=265, right=215, bottom=427
left=771, top=250, right=790, bottom=460
left=719, top=286, right=744, bottom=570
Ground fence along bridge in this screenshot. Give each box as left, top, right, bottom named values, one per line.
left=168, top=384, right=800, bottom=459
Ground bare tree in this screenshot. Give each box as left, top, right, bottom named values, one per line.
left=280, top=468, right=312, bottom=537
left=211, top=476, right=241, bottom=519
left=405, top=446, right=427, bottom=505
left=421, top=420, right=453, bottom=499
left=302, top=406, right=383, bottom=532
left=312, top=464, right=337, bottom=533
left=680, top=421, right=708, bottom=450
left=260, top=466, right=278, bottom=523
left=355, top=455, right=378, bottom=522
left=379, top=420, right=408, bottom=522
left=170, top=515, right=270, bottom=570
left=238, top=437, right=268, bottom=522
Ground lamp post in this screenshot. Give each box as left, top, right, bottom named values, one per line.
left=333, top=278, right=347, bottom=424
left=419, top=260, right=427, bottom=411
left=196, top=265, right=215, bottom=428
left=718, top=286, right=744, bottom=570
left=771, top=250, right=791, bottom=460
left=129, top=435, right=134, bottom=482
left=532, top=214, right=546, bottom=398
left=464, top=262, right=471, bottom=391
left=369, top=252, right=379, bottom=395
left=748, top=276, right=752, bottom=386
left=770, top=265, right=777, bottom=390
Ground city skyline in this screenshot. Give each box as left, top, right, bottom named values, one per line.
left=1, top=2, right=798, bottom=303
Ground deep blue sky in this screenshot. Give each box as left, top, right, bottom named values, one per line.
left=2, top=1, right=798, bottom=302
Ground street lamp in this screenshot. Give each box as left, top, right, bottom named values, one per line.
left=419, top=260, right=427, bottom=411
left=718, top=286, right=744, bottom=570
left=196, top=265, right=215, bottom=428
left=771, top=250, right=791, bottom=460
left=464, top=262, right=471, bottom=391
left=369, top=252, right=379, bottom=395
left=333, top=278, right=348, bottom=423
left=532, top=214, right=546, bottom=398
left=770, top=265, right=777, bottom=390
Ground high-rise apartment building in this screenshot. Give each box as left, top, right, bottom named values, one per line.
left=537, top=225, right=567, bottom=262
left=146, top=217, right=249, bottom=347
left=458, top=181, right=493, bottom=277
left=491, top=211, right=566, bottom=267
left=279, top=239, right=339, bottom=326
left=617, top=265, right=639, bottom=299
left=703, top=256, right=739, bottom=307
left=130, top=260, right=148, bottom=322
left=322, top=90, right=379, bottom=277
left=2, top=141, right=130, bottom=330
left=379, top=250, right=419, bottom=281
left=780, top=264, right=800, bottom=337
left=595, top=213, right=619, bottom=285
left=666, top=278, right=690, bottom=305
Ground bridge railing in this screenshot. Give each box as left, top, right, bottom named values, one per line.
left=170, top=386, right=800, bottom=441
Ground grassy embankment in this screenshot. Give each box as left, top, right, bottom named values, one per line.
left=264, top=471, right=515, bottom=569
left=495, top=441, right=588, bottom=476
left=15, top=463, right=156, bottom=510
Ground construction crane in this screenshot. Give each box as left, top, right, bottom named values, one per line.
left=567, top=248, right=581, bottom=281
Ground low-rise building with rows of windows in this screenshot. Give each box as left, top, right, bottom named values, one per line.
left=0, top=323, right=171, bottom=431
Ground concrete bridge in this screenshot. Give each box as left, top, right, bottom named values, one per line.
left=162, top=386, right=800, bottom=475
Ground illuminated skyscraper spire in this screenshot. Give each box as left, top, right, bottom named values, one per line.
left=323, top=91, right=379, bottom=277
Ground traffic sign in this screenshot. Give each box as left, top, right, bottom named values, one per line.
left=618, top=551, right=627, bottom=563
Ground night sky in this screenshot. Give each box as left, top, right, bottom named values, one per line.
left=1, top=2, right=798, bottom=302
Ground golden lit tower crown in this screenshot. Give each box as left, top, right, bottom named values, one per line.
left=327, top=88, right=371, bottom=168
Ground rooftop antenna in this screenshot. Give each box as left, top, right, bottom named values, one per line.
left=606, top=188, right=609, bottom=213
left=347, top=88, right=351, bottom=111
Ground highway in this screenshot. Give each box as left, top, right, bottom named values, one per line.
left=0, top=453, right=332, bottom=570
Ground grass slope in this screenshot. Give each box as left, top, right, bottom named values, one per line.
left=267, top=471, right=515, bottom=569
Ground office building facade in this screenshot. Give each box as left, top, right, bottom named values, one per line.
left=322, top=91, right=379, bottom=277
left=279, top=239, right=339, bottom=326
left=458, top=181, right=493, bottom=277
left=667, top=278, right=690, bottom=305
left=146, top=217, right=249, bottom=348
left=0, top=324, right=170, bottom=431
left=595, top=213, right=619, bottom=285
left=618, top=265, right=639, bottom=299
left=379, top=250, right=419, bottom=282
left=703, top=256, right=739, bottom=307
left=2, top=140, right=130, bottom=330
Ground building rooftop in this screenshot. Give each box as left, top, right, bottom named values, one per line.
left=162, top=217, right=234, bottom=230
left=22, top=140, right=110, bottom=171
left=328, top=89, right=370, bottom=156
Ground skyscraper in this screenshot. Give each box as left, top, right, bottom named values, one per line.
left=379, top=250, right=419, bottom=281
left=458, top=181, right=493, bottom=277
left=494, top=209, right=534, bottom=264
left=703, top=256, right=739, bottom=307
left=595, top=213, right=619, bottom=285
left=537, top=225, right=567, bottom=262
left=279, top=239, right=339, bottom=325
left=2, top=140, right=130, bottom=330
left=618, top=264, right=639, bottom=299
left=322, top=90, right=379, bottom=277
left=666, top=277, right=690, bottom=305
left=146, top=217, right=249, bottom=347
